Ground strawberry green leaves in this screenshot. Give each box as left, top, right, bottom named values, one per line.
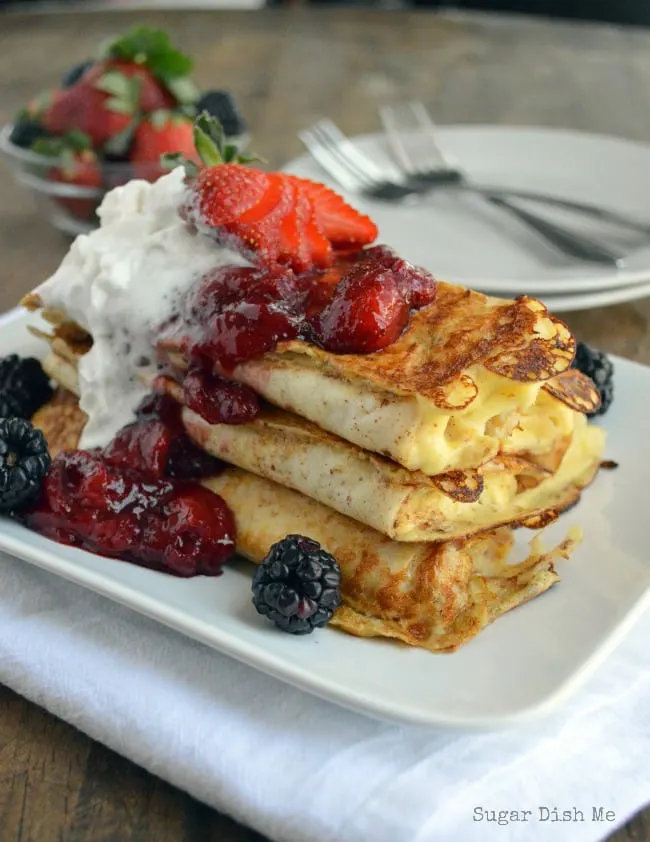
left=194, top=111, right=227, bottom=166
left=161, top=112, right=261, bottom=177
left=99, top=26, right=198, bottom=108
left=94, top=70, right=142, bottom=115
left=193, top=112, right=262, bottom=166
left=161, top=152, right=200, bottom=178
left=166, top=76, right=201, bottom=107
left=31, top=130, right=93, bottom=157
left=101, top=26, right=194, bottom=85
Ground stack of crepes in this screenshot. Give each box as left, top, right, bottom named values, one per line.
left=24, top=279, right=605, bottom=653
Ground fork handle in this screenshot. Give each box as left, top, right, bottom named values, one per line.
left=485, top=196, right=623, bottom=267
left=479, top=187, right=650, bottom=236
left=409, top=172, right=650, bottom=235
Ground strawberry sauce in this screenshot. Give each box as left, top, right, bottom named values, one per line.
left=24, top=246, right=435, bottom=577
left=23, top=395, right=235, bottom=577
left=160, top=245, right=437, bottom=424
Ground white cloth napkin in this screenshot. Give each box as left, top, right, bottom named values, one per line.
left=1, top=551, right=649, bottom=842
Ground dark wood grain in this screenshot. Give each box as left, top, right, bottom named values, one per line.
left=0, top=8, right=649, bottom=842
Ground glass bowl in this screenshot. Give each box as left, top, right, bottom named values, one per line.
left=0, top=124, right=249, bottom=237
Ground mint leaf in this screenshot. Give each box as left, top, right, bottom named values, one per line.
left=105, top=26, right=170, bottom=62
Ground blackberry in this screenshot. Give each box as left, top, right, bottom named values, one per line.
left=252, top=534, right=341, bottom=635
left=61, top=60, right=93, bottom=89
left=572, top=342, right=614, bottom=417
left=195, top=91, right=247, bottom=137
left=9, top=117, right=48, bottom=149
left=0, top=418, right=51, bottom=513
left=0, top=355, right=53, bottom=419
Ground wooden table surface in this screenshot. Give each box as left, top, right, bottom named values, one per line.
left=1, top=7, right=649, bottom=841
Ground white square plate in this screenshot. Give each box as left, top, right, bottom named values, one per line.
left=1, top=307, right=648, bottom=729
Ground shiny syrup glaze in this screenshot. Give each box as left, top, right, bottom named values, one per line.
left=24, top=246, right=436, bottom=575
left=161, top=245, right=437, bottom=425
left=23, top=395, right=235, bottom=577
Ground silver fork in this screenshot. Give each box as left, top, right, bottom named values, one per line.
left=300, top=118, right=625, bottom=267
left=299, top=120, right=416, bottom=201
left=380, top=101, right=650, bottom=236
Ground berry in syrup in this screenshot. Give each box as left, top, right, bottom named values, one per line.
left=183, top=367, right=259, bottom=424
left=160, top=246, right=437, bottom=426
left=23, top=394, right=235, bottom=577
left=310, top=266, right=410, bottom=354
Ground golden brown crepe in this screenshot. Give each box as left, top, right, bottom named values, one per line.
left=32, top=389, right=579, bottom=653
left=206, top=468, right=580, bottom=652
left=176, top=381, right=602, bottom=541
left=39, top=346, right=604, bottom=542
left=191, top=284, right=578, bottom=475
left=21, top=240, right=603, bottom=654
left=25, top=282, right=583, bottom=475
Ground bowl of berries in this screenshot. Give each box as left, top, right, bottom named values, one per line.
left=0, top=25, right=249, bottom=237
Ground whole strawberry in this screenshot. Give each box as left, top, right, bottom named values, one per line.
left=33, top=133, right=102, bottom=221
left=130, top=111, right=199, bottom=181
left=43, top=72, right=138, bottom=148
left=82, top=59, right=176, bottom=114
left=99, top=26, right=198, bottom=108
left=50, top=150, right=102, bottom=221
left=42, top=26, right=199, bottom=151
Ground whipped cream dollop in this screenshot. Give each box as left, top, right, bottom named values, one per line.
left=36, top=168, right=249, bottom=447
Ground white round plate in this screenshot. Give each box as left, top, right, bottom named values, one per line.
left=283, top=126, right=650, bottom=299
left=536, top=277, right=650, bottom=313
left=3, top=307, right=650, bottom=728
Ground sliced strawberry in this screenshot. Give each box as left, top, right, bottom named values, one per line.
left=178, top=114, right=377, bottom=272
left=224, top=177, right=295, bottom=265
left=181, top=164, right=269, bottom=228
left=303, top=202, right=333, bottom=269
left=297, top=178, right=378, bottom=249
left=236, top=172, right=286, bottom=224
left=277, top=183, right=312, bottom=272
left=284, top=175, right=332, bottom=270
